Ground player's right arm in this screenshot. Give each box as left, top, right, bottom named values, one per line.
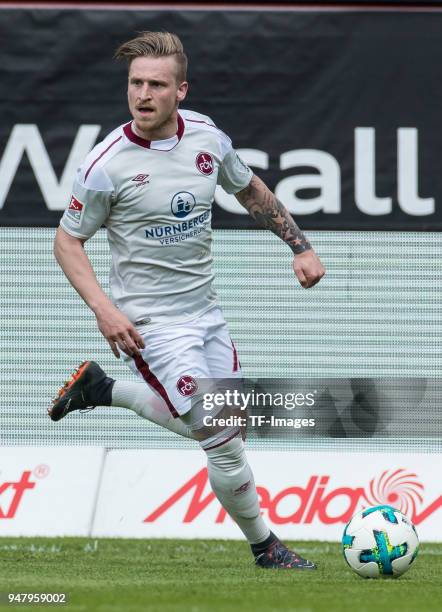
left=55, top=145, right=145, bottom=358
left=53, top=227, right=144, bottom=358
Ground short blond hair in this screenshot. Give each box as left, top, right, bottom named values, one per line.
left=114, top=31, right=187, bottom=82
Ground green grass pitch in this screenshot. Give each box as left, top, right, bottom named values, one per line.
left=0, top=538, right=441, bottom=612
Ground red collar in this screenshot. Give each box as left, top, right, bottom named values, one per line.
left=123, top=113, right=185, bottom=150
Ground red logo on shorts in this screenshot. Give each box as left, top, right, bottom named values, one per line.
left=176, top=376, right=198, bottom=397
left=195, top=152, right=214, bottom=175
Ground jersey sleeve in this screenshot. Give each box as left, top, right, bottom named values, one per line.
left=59, top=164, right=114, bottom=239
left=216, top=133, right=253, bottom=194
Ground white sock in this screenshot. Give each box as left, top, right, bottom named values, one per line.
left=111, top=380, right=194, bottom=439
left=205, top=436, right=270, bottom=544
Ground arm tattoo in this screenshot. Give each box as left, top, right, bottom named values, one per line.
left=235, top=176, right=312, bottom=255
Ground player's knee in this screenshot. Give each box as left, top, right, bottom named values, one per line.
left=205, top=435, right=245, bottom=468
left=182, top=394, right=244, bottom=448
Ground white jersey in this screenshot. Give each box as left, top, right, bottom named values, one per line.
left=60, top=109, right=252, bottom=330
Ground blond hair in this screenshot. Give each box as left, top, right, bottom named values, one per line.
left=114, top=31, right=187, bottom=82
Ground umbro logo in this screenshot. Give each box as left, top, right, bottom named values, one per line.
left=132, top=174, right=150, bottom=187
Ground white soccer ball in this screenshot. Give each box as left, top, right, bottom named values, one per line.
left=342, top=505, right=419, bottom=578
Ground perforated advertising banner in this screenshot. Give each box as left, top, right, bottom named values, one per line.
left=0, top=7, right=441, bottom=229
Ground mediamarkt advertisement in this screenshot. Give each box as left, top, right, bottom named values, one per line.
left=93, top=451, right=441, bottom=542
left=3, top=449, right=437, bottom=541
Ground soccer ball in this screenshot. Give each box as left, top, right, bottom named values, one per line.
left=342, top=505, right=419, bottom=578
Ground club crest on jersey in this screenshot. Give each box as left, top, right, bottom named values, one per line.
left=171, top=191, right=196, bottom=218
left=196, top=152, right=214, bottom=175
left=67, top=195, right=84, bottom=224
left=176, top=375, right=198, bottom=397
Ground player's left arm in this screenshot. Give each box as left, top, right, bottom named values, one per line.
left=235, top=174, right=325, bottom=289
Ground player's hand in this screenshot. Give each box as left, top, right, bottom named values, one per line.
left=95, top=304, right=145, bottom=358
left=292, top=250, right=326, bottom=289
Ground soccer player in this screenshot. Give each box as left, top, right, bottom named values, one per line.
left=50, top=32, right=325, bottom=569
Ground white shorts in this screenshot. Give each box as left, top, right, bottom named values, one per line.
left=122, top=307, right=242, bottom=417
